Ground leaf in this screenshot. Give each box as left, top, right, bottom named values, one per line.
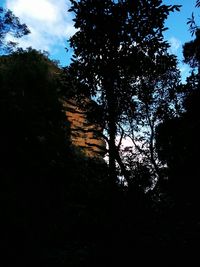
left=192, top=12, right=195, bottom=19
left=196, top=0, right=200, bottom=8
left=174, top=5, right=182, bottom=11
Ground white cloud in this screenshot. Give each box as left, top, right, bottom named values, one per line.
left=8, top=0, right=58, bottom=22
left=180, top=64, right=187, bottom=74
left=179, top=63, right=191, bottom=83
left=169, top=37, right=182, bottom=54
left=5, top=0, right=75, bottom=53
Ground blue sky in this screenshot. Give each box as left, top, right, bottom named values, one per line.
left=163, top=0, right=199, bottom=81
left=1, top=0, right=199, bottom=81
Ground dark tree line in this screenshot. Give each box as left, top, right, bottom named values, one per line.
left=156, top=15, right=200, bottom=214
left=0, top=47, right=109, bottom=265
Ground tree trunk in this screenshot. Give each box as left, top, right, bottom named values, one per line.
left=108, top=113, right=117, bottom=185
left=114, top=148, right=131, bottom=185
left=105, top=76, right=117, bottom=185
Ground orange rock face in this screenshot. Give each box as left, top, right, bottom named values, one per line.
left=62, top=99, right=106, bottom=158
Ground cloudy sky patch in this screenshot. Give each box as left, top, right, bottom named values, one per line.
left=179, top=63, right=191, bottom=83
left=5, top=0, right=75, bottom=63
left=168, top=37, right=182, bottom=54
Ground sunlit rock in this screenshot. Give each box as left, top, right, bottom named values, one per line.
left=62, top=98, right=106, bottom=158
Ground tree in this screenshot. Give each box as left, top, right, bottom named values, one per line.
left=155, top=14, right=200, bottom=208
left=187, top=0, right=200, bottom=35
left=68, top=0, right=181, bottom=185
left=0, top=48, right=111, bottom=265
left=120, top=53, right=182, bottom=192
left=0, top=7, right=29, bottom=54
left=0, top=48, right=72, bottom=261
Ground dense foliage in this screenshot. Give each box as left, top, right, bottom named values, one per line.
left=68, top=0, right=181, bottom=186
left=0, top=48, right=109, bottom=265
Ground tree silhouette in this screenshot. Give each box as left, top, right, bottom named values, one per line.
left=118, top=53, right=182, bottom=192
left=68, top=0, right=181, bottom=185
left=0, top=7, right=29, bottom=53
left=0, top=48, right=73, bottom=263
left=0, top=48, right=111, bottom=265
left=155, top=25, right=200, bottom=211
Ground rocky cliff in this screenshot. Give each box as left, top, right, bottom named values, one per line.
left=62, top=98, right=106, bottom=158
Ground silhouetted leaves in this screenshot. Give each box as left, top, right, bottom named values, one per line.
left=196, top=0, right=200, bottom=8
left=0, top=7, right=30, bottom=53
left=68, top=0, right=181, bottom=186
left=155, top=17, right=200, bottom=226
